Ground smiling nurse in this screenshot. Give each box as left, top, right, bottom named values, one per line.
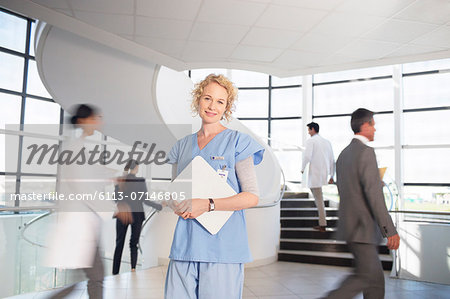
left=164, top=74, right=265, bottom=299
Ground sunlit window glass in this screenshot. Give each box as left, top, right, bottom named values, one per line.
left=0, top=11, right=27, bottom=53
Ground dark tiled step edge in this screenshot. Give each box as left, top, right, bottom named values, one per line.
left=280, top=227, right=336, bottom=239
left=278, top=250, right=393, bottom=271
left=281, top=217, right=338, bottom=228
left=281, top=208, right=338, bottom=217
left=279, top=239, right=390, bottom=255
left=281, top=199, right=330, bottom=208
left=282, top=192, right=310, bottom=199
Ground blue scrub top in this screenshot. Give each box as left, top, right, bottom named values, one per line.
left=167, top=129, right=264, bottom=263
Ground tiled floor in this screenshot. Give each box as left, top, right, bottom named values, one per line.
left=7, top=262, right=450, bottom=299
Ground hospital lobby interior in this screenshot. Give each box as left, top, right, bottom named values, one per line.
left=0, top=1, right=449, bottom=298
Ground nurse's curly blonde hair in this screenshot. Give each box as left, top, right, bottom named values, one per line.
left=191, top=74, right=238, bottom=122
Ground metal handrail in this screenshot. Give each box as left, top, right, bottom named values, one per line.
left=138, top=208, right=159, bottom=255
left=389, top=210, right=450, bottom=216
left=20, top=210, right=53, bottom=248
left=0, top=206, right=55, bottom=212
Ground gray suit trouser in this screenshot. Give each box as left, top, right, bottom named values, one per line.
left=310, top=187, right=327, bottom=226
left=323, top=242, right=385, bottom=299
left=50, top=247, right=104, bottom=298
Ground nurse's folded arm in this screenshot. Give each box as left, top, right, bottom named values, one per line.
left=174, top=192, right=259, bottom=219
left=183, top=193, right=259, bottom=219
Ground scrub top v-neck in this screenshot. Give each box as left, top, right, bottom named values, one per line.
left=195, top=128, right=229, bottom=152
left=167, top=129, right=264, bottom=263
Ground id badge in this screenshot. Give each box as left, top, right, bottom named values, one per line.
left=217, top=168, right=229, bottom=180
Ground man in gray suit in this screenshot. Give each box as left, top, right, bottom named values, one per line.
left=323, top=108, right=400, bottom=299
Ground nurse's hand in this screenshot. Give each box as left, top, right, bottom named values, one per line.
left=188, top=198, right=209, bottom=219
left=174, top=199, right=192, bottom=220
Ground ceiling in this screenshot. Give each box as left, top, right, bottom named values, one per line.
left=2, top=0, right=450, bottom=77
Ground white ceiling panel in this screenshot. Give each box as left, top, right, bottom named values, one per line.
left=189, top=22, right=249, bottom=44
left=335, top=0, right=415, bottom=17
left=32, top=0, right=70, bottom=10
left=337, top=39, right=402, bottom=59
left=270, top=0, right=344, bottom=11
left=256, top=4, right=328, bottom=31
left=73, top=11, right=134, bottom=36
left=182, top=41, right=235, bottom=61
left=274, top=49, right=323, bottom=68
left=311, top=12, right=386, bottom=37
left=410, top=26, right=450, bottom=48
left=242, top=0, right=271, bottom=3
left=364, top=19, right=438, bottom=43
left=53, top=8, right=74, bottom=17
left=2, top=0, right=448, bottom=77
left=135, top=16, right=192, bottom=40
left=135, top=0, right=202, bottom=21
left=241, top=27, right=302, bottom=48
left=291, top=32, right=352, bottom=54
left=386, top=43, right=447, bottom=58
left=394, top=0, right=450, bottom=25
left=319, top=53, right=358, bottom=67
left=134, top=36, right=186, bottom=57
left=68, top=0, right=134, bottom=15
left=197, top=0, right=267, bottom=26
left=231, top=45, right=284, bottom=62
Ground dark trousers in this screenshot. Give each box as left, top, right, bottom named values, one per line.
left=50, top=247, right=104, bottom=299
left=324, top=242, right=385, bottom=299
left=112, top=213, right=144, bottom=275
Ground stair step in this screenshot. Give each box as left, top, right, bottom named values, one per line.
left=280, top=217, right=338, bottom=228
left=278, top=249, right=392, bottom=260
left=280, top=208, right=338, bottom=211
left=281, top=208, right=338, bottom=217
left=279, top=239, right=390, bottom=254
left=280, top=227, right=336, bottom=239
left=282, top=192, right=309, bottom=199
left=280, top=238, right=346, bottom=244
left=278, top=250, right=393, bottom=270
left=281, top=199, right=330, bottom=208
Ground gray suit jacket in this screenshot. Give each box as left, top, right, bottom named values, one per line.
left=335, top=138, right=397, bottom=244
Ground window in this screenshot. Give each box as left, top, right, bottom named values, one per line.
left=0, top=10, right=27, bottom=52
left=27, top=60, right=52, bottom=98
left=234, top=89, right=268, bottom=118
left=313, top=65, right=392, bottom=83
left=403, top=72, right=450, bottom=110
left=271, top=87, right=302, bottom=118
left=403, top=110, right=450, bottom=145
left=0, top=52, right=24, bottom=92
left=231, top=69, right=268, bottom=88
left=313, top=78, right=394, bottom=115
left=0, top=9, right=60, bottom=211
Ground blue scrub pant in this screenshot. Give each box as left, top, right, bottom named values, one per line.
left=164, top=260, right=244, bottom=299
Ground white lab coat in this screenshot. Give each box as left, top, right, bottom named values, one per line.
left=44, top=138, right=116, bottom=269
left=302, top=134, right=335, bottom=188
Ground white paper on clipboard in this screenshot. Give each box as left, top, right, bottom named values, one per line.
left=168, top=156, right=235, bottom=235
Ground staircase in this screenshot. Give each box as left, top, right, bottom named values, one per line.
left=278, top=192, right=393, bottom=270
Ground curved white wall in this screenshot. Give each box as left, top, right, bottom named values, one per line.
left=35, top=24, right=281, bottom=268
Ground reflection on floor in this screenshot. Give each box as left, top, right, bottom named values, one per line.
left=7, top=261, right=450, bottom=299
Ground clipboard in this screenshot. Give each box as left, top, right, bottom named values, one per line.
left=168, top=156, right=235, bottom=235
left=379, top=167, right=387, bottom=180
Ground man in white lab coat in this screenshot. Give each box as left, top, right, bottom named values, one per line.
left=301, top=122, right=335, bottom=232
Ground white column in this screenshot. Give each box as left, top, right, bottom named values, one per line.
left=393, top=65, right=404, bottom=210
left=301, top=75, right=313, bottom=188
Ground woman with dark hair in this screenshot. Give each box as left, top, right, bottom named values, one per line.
left=112, top=159, right=162, bottom=275
left=45, top=104, right=121, bottom=298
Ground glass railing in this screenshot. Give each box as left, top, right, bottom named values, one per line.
left=0, top=206, right=160, bottom=298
